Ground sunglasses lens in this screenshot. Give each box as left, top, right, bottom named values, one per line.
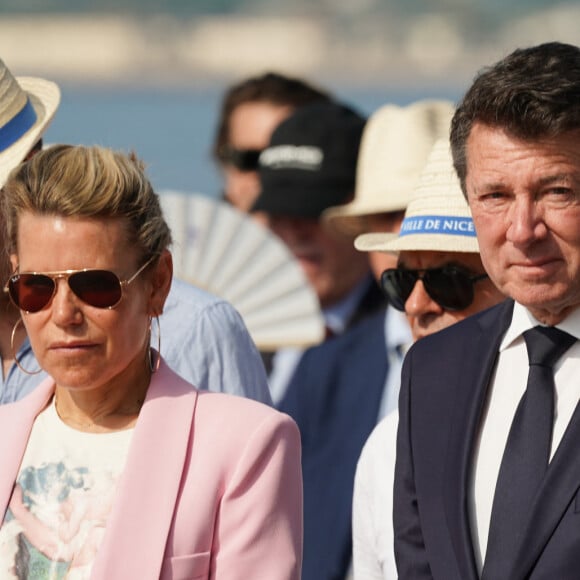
left=9, top=274, right=56, bottom=312
left=69, top=270, right=122, bottom=308
left=381, top=266, right=481, bottom=312
left=424, top=268, right=474, bottom=311
left=221, top=147, right=262, bottom=171
left=380, top=269, right=418, bottom=311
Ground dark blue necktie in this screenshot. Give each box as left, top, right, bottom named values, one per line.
left=482, top=325, right=576, bottom=580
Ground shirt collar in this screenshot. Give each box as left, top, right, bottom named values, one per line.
left=501, top=301, right=580, bottom=351
left=385, top=307, right=412, bottom=354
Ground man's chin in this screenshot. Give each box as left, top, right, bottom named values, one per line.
left=511, top=285, right=580, bottom=322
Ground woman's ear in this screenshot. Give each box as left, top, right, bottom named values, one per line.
left=9, top=254, right=18, bottom=272
left=148, top=250, right=173, bottom=316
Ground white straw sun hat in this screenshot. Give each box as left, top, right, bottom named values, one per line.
left=323, top=99, right=455, bottom=234
left=355, top=138, right=479, bottom=254
left=0, top=59, right=61, bottom=188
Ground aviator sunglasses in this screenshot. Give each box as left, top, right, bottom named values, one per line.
left=5, top=256, right=156, bottom=313
left=380, top=265, right=489, bottom=312
left=218, top=146, right=262, bottom=172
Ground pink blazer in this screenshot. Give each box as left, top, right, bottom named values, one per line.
left=0, top=361, right=303, bottom=579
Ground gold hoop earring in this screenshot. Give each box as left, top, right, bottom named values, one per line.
left=148, top=315, right=161, bottom=373
left=11, top=318, right=42, bottom=376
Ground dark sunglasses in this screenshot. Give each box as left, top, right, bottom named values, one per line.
left=5, top=256, right=156, bottom=313
left=218, top=146, right=262, bottom=172
left=380, top=265, right=489, bottom=312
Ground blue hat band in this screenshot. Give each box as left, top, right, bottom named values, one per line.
left=0, top=98, right=37, bottom=153
left=399, top=215, right=476, bottom=237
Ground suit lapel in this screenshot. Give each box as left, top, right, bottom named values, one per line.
left=510, top=397, right=580, bottom=579
left=339, top=312, right=389, bottom=427
left=0, top=379, right=55, bottom=520
left=91, top=361, right=198, bottom=580
left=443, top=300, right=514, bottom=580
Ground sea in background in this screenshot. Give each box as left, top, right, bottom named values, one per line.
left=45, top=83, right=462, bottom=198
left=6, top=1, right=577, bottom=198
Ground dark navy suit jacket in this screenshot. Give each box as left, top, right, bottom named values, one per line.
left=280, top=309, right=390, bottom=580
left=395, top=299, right=580, bottom=580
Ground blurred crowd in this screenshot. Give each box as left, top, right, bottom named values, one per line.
left=1, top=39, right=580, bottom=579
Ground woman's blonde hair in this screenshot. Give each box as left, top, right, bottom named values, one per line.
left=2, top=144, right=172, bottom=260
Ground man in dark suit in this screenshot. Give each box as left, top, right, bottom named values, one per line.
left=394, top=41, right=580, bottom=580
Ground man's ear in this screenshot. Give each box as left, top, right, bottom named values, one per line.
left=148, top=250, right=173, bottom=317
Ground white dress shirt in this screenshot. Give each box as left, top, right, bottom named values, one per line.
left=469, top=302, right=580, bottom=573
left=351, top=307, right=411, bottom=580
left=352, top=409, right=399, bottom=580
left=377, top=308, right=412, bottom=420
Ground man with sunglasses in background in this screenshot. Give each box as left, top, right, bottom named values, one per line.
left=212, top=71, right=331, bottom=213
left=351, top=138, right=504, bottom=579
left=394, top=42, right=580, bottom=580
left=0, top=58, right=271, bottom=406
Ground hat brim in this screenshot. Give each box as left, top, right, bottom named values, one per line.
left=252, top=183, right=352, bottom=219
left=323, top=197, right=408, bottom=234
left=0, top=76, right=61, bottom=188
left=355, top=231, right=480, bottom=254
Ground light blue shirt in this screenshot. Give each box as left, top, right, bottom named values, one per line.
left=0, top=278, right=272, bottom=406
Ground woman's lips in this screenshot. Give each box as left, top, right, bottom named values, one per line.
left=49, top=341, right=97, bottom=351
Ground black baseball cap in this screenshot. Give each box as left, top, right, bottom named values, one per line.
left=252, top=102, right=366, bottom=218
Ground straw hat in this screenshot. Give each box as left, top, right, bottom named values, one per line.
left=323, top=99, right=455, bottom=234
left=355, top=138, right=479, bottom=254
left=0, top=59, right=61, bottom=188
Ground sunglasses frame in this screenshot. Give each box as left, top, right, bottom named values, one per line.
left=5, top=255, right=157, bottom=313
left=218, top=146, right=263, bottom=172
left=380, top=264, right=489, bottom=312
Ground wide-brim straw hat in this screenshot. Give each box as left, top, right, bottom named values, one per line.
left=0, top=59, right=61, bottom=188
left=355, top=138, right=479, bottom=254
left=323, top=99, right=455, bottom=235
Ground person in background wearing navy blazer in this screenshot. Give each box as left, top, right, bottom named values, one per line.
left=279, top=100, right=455, bottom=580
left=394, top=41, right=580, bottom=580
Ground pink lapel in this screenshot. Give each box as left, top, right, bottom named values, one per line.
left=91, top=361, right=198, bottom=579
left=0, top=378, right=55, bottom=520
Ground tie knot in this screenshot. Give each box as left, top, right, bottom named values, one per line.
left=523, top=325, right=576, bottom=368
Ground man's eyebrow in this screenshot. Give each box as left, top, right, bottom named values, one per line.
left=470, top=180, right=506, bottom=194
left=471, top=170, right=579, bottom=192
left=536, top=173, right=574, bottom=187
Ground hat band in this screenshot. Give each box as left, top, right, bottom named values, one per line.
left=399, top=215, right=476, bottom=237
left=0, top=98, right=38, bottom=153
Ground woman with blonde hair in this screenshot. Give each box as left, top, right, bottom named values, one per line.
left=0, top=144, right=302, bottom=579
